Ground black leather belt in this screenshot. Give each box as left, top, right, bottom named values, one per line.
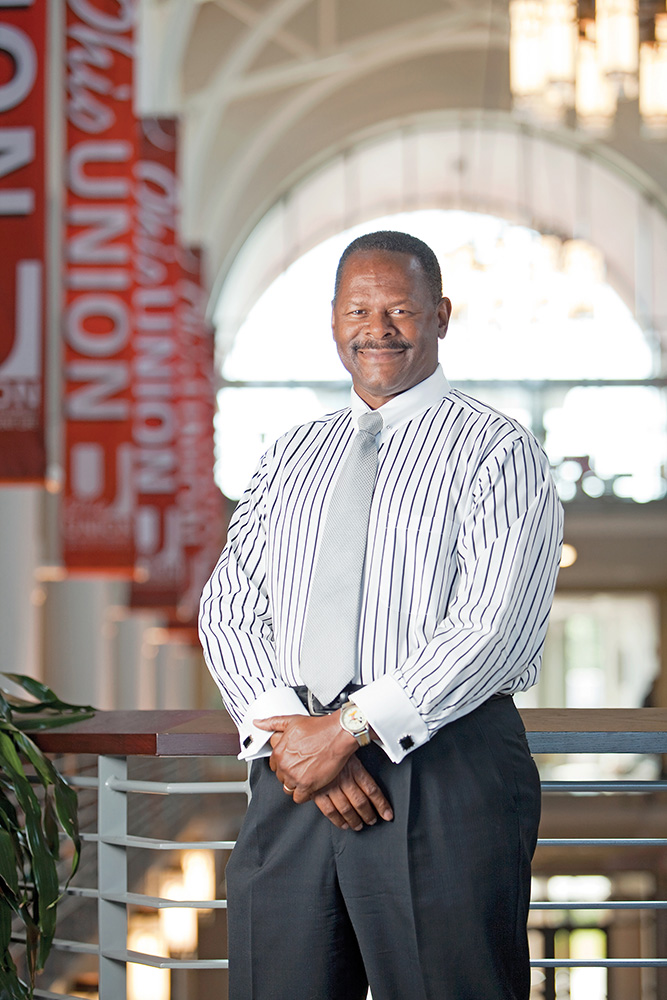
left=294, top=685, right=508, bottom=717
left=293, top=685, right=363, bottom=717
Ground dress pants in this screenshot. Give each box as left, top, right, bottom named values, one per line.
left=225, top=695, right=541, bottom=1000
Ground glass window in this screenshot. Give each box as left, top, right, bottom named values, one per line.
left=215, top=209, right=665, bottom=503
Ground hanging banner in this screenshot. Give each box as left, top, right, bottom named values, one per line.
left=0, top=0, right=47, bottom=482
left=168, top=246, right=224, bottom=633
left=129, top=117, right=184, bottom=608
left=62, top=0, right=137, bottom=572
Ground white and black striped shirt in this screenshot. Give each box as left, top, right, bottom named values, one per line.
left=199, top=366, right=563, bottom=763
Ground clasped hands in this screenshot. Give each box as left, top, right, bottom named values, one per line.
left=254, top=714, right=393, bottom=832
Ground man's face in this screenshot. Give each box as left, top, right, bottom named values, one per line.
left=331, top=250, right=451, bottom=409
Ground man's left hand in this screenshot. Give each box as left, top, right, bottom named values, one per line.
left=312, top=756, right=393, bottom=830
left=254, top=713, right=357, bottom=803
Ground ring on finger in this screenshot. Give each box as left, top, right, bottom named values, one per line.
left=283, top=783, right=295, bottom=794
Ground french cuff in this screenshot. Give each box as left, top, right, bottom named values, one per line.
left=350, top=675, right=429, bottom=763
left=237, top=687, right=309, bottom=761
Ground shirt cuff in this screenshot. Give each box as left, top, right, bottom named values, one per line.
left=350, top=675, right=429, bottom=763
left=237, top=687, right=309, bottom=760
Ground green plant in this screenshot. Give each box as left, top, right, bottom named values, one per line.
left=0, top=674, right=95, bottom=1000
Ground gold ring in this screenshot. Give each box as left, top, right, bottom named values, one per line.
left=283, top=783, right=295, bottom=794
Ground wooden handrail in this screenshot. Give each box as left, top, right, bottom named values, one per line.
left=28, top=708, right=667, bottom=757
left=31, top=710, right=240, bottom=757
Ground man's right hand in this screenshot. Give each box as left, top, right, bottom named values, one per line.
left=312, top=755, right=393, bottom=831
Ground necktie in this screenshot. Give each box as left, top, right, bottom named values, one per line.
left=299, top=409, right=383, bottom=706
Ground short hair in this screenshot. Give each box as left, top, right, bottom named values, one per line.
left=334, top=230, right=442, bottom=304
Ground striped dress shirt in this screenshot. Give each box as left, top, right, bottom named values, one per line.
left=199, top=366, right=563, bottom=763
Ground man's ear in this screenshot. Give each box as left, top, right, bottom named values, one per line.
left=437, top=297, right=452, bottom=339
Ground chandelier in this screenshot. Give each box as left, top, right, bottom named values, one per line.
left=509, top=0, right=667, bottom=136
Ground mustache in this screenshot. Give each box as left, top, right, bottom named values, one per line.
left=351, top=340, right=412, bottom=352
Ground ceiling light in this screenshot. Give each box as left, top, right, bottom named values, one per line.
left=510, top=0, right=667, bottom=136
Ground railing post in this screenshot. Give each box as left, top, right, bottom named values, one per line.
left=98, top=754, right=128, bottom=999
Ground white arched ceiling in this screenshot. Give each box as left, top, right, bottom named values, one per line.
left=213, top=114, right=667, bottom=358
left=140, top=0, right=667, bottom=343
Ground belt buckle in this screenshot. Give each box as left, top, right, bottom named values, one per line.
left=306, top=688, right=350, bottom=716
left=307, top=689, right=327, bottom=716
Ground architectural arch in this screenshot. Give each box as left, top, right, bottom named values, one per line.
left=214, top=113, right=667, bottom=360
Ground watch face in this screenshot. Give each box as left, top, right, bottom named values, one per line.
left=341, top=703, right=367, bottom=734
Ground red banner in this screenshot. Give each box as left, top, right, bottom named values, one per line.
left=129, top=118, right=185, bottom=608
left=0, top=0, right=47, bottom=481
left=167, top=246, right=224, bottom=631
left=62, top=0, right=138, bottom=572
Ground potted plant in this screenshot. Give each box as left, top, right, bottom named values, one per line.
left=0, top=674, right=94, bottom=1000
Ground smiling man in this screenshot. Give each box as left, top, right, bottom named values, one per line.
left=200, top=230, right=563, bottom=1000
left=332, top=245, right=450, bottom=405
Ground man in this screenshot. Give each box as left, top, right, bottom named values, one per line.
left=200, top=230, right=563, bottom=1000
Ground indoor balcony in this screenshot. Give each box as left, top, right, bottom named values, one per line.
left=10, top=708, right=667, bottom=1000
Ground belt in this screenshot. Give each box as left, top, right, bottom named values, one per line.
left=294, top=685, right=509, bottom=717
left=293, top=685, right=363, bottom=717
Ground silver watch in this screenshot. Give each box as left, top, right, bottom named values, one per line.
left=340, top=701, right=371, bottom=747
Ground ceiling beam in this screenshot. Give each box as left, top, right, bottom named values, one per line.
left=230, top=8, right=508, bottom=100
left=185, top=3, right=507, bottom=224
left=184, top=0, right=314, bottom=215
left=195, top=17, right=508, bottom=240
left=213, top=0, right=314, bottom=57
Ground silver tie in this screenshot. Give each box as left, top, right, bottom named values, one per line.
left=299, top=410, right=384, bottom=706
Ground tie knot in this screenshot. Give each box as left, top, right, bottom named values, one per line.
left=357, top=411, right=383, bottom=436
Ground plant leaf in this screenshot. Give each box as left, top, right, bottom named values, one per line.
left=21, top=783, right=59, bottom=927
left=20, top=903, right=39, bottom=986
left=0, top=735, right=40, bottom=820
left=0, top=791, right=19, bottom=834
left=0, top=691, right=13, bottom=724
left=0, top=897, right=13, bottom=955
left=0, top=734, right=57, bottom=974
left=1, top=674, right=64, bottom=705
left=1, top=723, right=81, bottom=873
left=0, top=676, right=94, bottom=989
left=0, top=961, right=31, bottom=1000
left=0, top=675, right=94, bottom=716
left=51, top=782, right=80, bottom=882
left=41, top=792, right=59, bottom=861
left=7, top=730, right=60, bottom=793
left=0, top=831, right=19, bottom=901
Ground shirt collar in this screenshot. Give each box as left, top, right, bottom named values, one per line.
left=350, top=365, right=452, bottom=433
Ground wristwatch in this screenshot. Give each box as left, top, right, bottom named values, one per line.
left=340, top=701, right=371, bottom=747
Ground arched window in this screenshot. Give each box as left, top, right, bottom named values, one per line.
left=216, top=208, right=665, bottom=506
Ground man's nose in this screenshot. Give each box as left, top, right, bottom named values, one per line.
left=367, top=312, right=395, bottom=338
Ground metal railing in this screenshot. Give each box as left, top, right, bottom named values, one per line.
left=13, top=708, right=667, bottom=999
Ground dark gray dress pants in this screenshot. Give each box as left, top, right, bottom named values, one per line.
left=225, top=695, right=541, bottom=1000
